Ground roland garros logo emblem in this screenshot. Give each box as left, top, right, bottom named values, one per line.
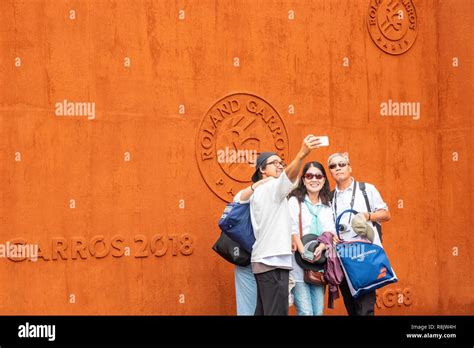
left=367, top=0, right=418, bottom=55
left=196, top=93, right=289, bottom=202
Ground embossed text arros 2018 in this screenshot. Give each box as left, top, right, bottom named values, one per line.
left=4, top=234, right=194, bottom=261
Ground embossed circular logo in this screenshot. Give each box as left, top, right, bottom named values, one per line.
left=367, top=0, right=418, bottom=55
left=196, top=93, right=289, bottom=202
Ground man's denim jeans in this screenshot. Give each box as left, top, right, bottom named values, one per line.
left=234, top=264, right=257, bottom=315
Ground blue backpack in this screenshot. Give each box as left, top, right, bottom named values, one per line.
left=335, top=209, right=397, bottom=298
left=218, top=202, right=255, bottom=253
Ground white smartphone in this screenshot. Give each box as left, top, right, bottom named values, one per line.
left=316, top=136, right=329, bottom=147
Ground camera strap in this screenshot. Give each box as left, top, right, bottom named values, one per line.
left=332, top=179, right=357, bottom=225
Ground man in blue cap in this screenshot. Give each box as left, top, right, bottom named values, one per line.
left=248, top=135, right=322, bottom=315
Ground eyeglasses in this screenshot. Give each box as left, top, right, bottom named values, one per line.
left=329, top=162, right=348, bottom=170
left=267, top=160, right=286, bottom=168
left=304, top=173, right=325, bottom=180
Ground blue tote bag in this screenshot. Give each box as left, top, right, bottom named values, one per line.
left=335, top=209, right=397, bottom=298
left=218, top=202, right=255, bottom=253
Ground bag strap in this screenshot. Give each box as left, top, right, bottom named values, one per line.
left=335, top=209, right=359, bottom=241
left=298, top=201, right=303, bottom=239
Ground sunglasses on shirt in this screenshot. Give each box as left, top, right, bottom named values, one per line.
left=304, top=173, right=325, bottom=180
left=329, top=162, right=348, bottom=170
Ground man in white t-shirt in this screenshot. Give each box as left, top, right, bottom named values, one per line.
left=249, top=135, right=322, bottom=315
left=328, top=152, right=391, bottom=316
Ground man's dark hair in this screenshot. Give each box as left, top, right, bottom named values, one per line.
left=254, top=162, right=269, bottom=182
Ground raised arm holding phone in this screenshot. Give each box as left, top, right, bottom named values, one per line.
left=248, top=134, right=323, bottom=316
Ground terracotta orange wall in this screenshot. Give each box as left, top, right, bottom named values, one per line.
left=0, top=0, right=472, bottom=315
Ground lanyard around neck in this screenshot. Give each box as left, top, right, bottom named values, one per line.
left=333, top=180, right=357, bottom=223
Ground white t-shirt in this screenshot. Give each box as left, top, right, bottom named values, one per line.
left=288, top=195, right=336, bottom=282
left=249, top=171, right=298, bottom=268
left=332, top=178, right=388, bottom=247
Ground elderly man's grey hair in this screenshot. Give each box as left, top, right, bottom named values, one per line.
left=327, top=152, right=350, bottom=167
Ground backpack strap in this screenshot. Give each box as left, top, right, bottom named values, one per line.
left=359, top=182, right=383, bottom=242
left=359, top=182, right=371, bottom=213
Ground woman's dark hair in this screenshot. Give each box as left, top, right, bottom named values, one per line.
left=289, top=161, right=331, bottom=206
